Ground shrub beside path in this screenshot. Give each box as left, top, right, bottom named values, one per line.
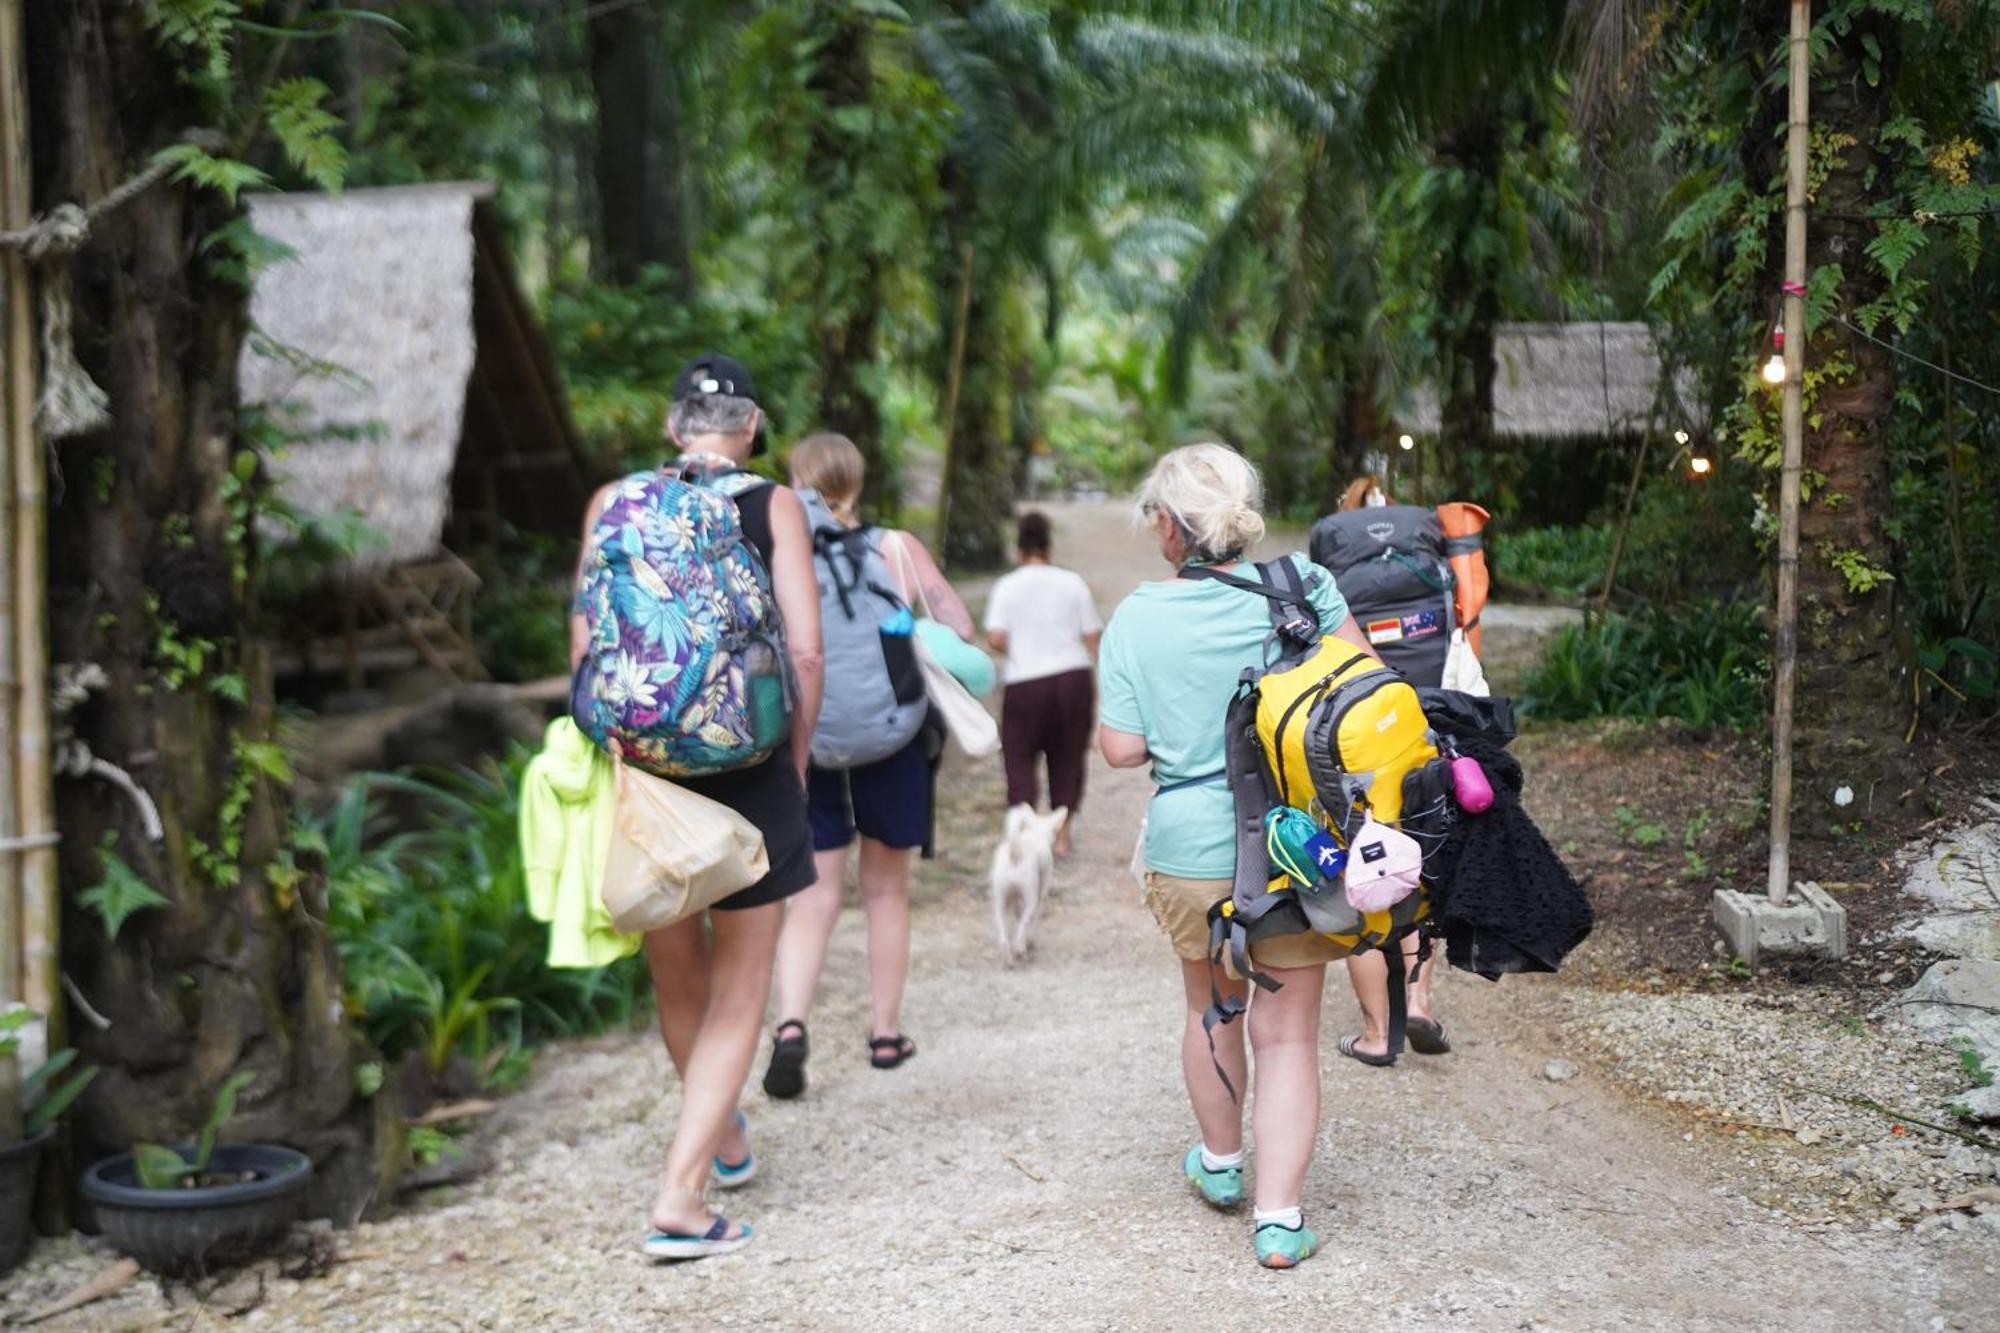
left=22, top=501, right=1997, bottom=1331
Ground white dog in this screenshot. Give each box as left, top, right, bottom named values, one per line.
left=990, top=804, right=1068, bottom=963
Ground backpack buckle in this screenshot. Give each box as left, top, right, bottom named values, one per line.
left=1278, top=614, right=1316, bottom=643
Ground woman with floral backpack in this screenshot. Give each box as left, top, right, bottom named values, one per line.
left=570, top=354, right=823, bottom=1261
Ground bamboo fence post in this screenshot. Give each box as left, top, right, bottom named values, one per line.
left=0, top=0, right=26, bottom=1137
left=1766, top=0, right=1812, bottom=908
left=1, top=0, right=52, bottom=1024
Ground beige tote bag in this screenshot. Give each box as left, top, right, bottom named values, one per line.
left=883, top=532, right=1001, bottom=758
left=600, top=764, right=768, bottom=934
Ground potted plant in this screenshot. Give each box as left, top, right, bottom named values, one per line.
left=0, top=1009, right=98, bottom=1275
left=81, top=1071, right=314, bottom=1275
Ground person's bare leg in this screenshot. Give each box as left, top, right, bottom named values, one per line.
left=771, top=847, right=848, bottom=1026
left=1247, top=962, right=1327, bottom=1213
left=1342, top=949, right=1392, bottom=1058
left=643, top=924, right=744, bottom=1164
left=1179, top=959, right=1247, bottom=1155
left=646, top=919, right=710, bottom=1071
left=649, top=903, right=784, bottom=1238
left=856, top=837, right=913, bottom=1041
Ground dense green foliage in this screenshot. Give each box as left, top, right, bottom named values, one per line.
left=1522, top=601, right=1769, bottom=732
left=321, top=760, right=648, bottom=1081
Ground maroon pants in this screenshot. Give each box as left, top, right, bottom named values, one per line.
left=1000, top=668, right=1093, bottom=812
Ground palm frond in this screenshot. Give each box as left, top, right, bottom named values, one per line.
left=1165, top=157, right=1293, bottom=401
left=1357, top=0, right=1568, bottom=150
left=1076, top=18, right=1343, bottom=140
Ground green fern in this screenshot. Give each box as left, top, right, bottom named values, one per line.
left=153, top=142, right=269, bottom=205
left=264, top=77, right=348, bottom=192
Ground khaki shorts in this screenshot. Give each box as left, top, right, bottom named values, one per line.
left=1142, top=873, right=1348, bottom=974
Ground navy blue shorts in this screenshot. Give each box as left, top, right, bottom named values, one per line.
left=807, top=738, right=932, bottom=852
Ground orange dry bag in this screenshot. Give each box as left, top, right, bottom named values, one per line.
left=1435, top=502, right=1491, bottom=657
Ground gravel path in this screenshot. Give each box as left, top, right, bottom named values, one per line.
left=19, top=502, right=1996, bottom=1331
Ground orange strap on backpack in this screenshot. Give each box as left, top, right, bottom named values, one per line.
left=1435, top=502, right=1491, bottom=657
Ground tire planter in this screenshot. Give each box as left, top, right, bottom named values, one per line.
left=0, top=1128, right=53, bottom=1277
left=81, top=1144, right=312, bottom=1275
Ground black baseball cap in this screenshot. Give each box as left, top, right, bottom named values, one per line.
left=670, top=352, right=770, bottom=455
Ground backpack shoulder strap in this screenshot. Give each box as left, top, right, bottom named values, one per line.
left=702, top=470, right=770, bottom=502
left=1179, top=559, right=1319, bottom=636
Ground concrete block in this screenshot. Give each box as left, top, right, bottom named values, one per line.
left=1898, top=957, right=2000, bottom=1068
left=1712, top=881, right=1848, bottom=969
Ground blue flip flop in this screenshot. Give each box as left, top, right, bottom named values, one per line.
left=712, top=1111, right=756, bottom=1190
left=643, top=1215, right=753, bottom=1260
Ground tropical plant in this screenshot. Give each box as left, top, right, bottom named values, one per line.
left=0, top=1011, right=99, bottom=1143
left=319, top=758, right=649, bottom=1081
left=131, top=1071, right=256, bottom=1190
left=1522, top=599, right=1769, bottom=730
left=132, top=1072, right=256, bottom=1184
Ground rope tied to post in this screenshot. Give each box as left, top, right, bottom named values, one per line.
left=0, top=136, right=216, bottom=441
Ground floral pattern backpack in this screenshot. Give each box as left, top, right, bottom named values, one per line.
left=570, top=459, right=791, bottom=777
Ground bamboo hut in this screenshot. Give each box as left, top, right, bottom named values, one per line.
left=1403, top=322, right=1697, bottom=439
left=238, top=183, right=591, bottom=682
left=1400, top=321, right=1703, bottom=523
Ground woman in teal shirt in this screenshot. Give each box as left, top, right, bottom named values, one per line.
left=1097, top=443, right=1378, bottom=1270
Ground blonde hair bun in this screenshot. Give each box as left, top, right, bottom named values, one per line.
left=1136, top=443, right=1266, bottom=560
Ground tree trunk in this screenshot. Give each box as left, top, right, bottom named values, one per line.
left=1324, top=358, right=1382, bottom=512
left=28, top=1, right=392, bottom=1220
left=1790, top=16, right=1910, bottom=827
left=588, top=0, right=694, bottom=294
left=933, top=156, right=1012, bottom=572
left=806, top=12, right=888, bottom=509
left=1433, top=118, right=1504, bottom=492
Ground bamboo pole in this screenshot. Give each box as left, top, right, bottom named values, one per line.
left=1766, top=0, right=1812, bottom=908
left=1598, top=422, right=1656, bottom=609
left=933, top=239, right=974, bottom=558
left=0, top=0, right=27, bottom=1139
left=1, top=0, right=49, bottom=1014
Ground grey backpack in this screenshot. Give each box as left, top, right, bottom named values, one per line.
left=802, top=491, right=929, bottom=769
left=1308, top=505, right=1455, bottom=688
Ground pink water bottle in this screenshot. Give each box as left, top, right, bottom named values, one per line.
left=1450, top=755, right=1494, bottom=814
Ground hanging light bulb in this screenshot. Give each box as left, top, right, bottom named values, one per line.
left=1397, top=433, right=1415, bottom=451
left=1690, top=456, right=1713, bottom=475
left=1760, top=320, right=1787, bottom=384
left=1674, top=429, right=1691, bottom=446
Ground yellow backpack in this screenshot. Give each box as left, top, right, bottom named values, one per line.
left=1181, top=560, right=1438, bottom=1079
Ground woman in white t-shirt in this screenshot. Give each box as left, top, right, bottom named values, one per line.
left=984, top=511, right=1103, bottom=856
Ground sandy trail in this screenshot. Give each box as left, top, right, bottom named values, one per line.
left=43, top=501, right=1994, bottom=1332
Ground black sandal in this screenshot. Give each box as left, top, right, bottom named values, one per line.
left=868, top=1034, right=917, bottom=1070
left=1337, top=1034, right=1397, bottom=1068
left=1406, top=1018, right=1452, bottom=1056
left=762, top=1020, right=808, bottom=1100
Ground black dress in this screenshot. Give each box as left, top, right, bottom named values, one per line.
left=670, top=482, right=818, bottom=910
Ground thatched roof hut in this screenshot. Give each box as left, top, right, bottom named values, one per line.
left=1401, top=322, right=1699, bottom=438
left=239, top=183, right=592, bottom=680
left=240, top=182, right=590, bottom=570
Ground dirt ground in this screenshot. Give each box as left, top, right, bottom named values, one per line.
left=15, top=500, right=1998, bottom=1331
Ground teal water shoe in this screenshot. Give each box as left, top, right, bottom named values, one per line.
left=1182, top=1145, right=1244, bottom=1209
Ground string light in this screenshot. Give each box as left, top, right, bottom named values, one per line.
left=1674, top=430, right=1691, bottom=446
left=1397, top=434, right=1415, bottom=451
left=1690, top=456, right=1713, bottom=475
left=1760, top=319, right=1788, bottom=384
